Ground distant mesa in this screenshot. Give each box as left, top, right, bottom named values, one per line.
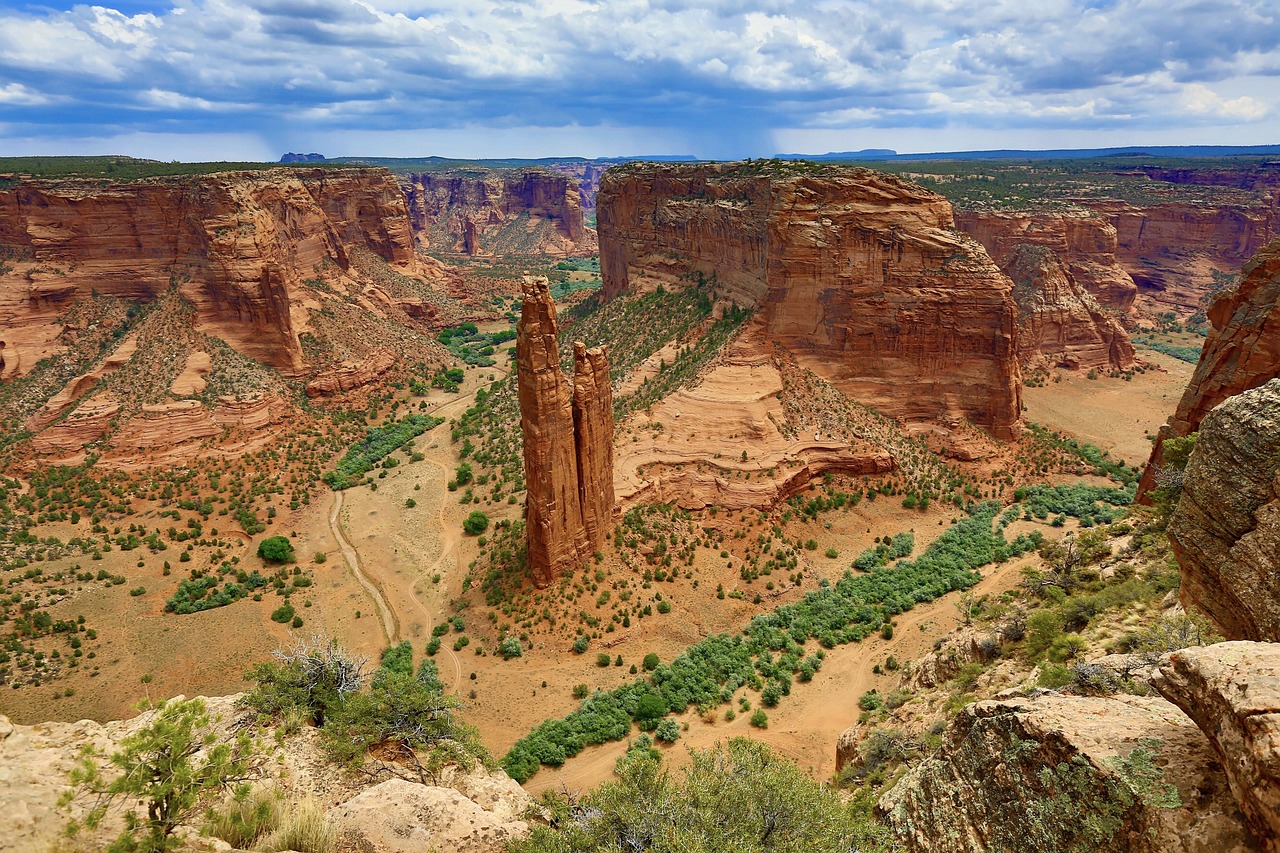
left=279, top=152, right=326, bottom=163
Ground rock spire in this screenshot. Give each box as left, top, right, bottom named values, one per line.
left=516, top=277, right=614, bottom=586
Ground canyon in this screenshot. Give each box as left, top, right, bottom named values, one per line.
left=401, top=169, right=597, bottom=258
left=3, top=155, right=1280, bottom=853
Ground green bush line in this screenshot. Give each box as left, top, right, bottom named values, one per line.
left=324, top=414, right=444, bottom=490
left=1025, top=424, right=1141, bottom=485
left=1131, top=335, right=1202, bottom=364
left=502, top=501, right=1043, bottom=782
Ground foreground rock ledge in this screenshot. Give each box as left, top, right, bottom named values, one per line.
left=877, top=692, right=1253, bottom=853
left=1153, top=642, right=1280, bottom=853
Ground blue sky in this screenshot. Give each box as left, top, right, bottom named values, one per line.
left=0, top=0, right=1276, bottom=161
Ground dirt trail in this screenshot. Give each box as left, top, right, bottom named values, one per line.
left=329, top=489, right=398, bottom=645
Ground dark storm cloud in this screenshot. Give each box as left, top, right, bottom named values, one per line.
left=0, top=0, right=1274, bottom=158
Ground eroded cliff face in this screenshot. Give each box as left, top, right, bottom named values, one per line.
left=956, top=209, right=1140, bottom=313
left=1099, top=199, right=1276, bottom=313
left=599, top=163, right=1022, bottom=440
left=402, top=169, right=597, bottom=258
left=517, top=277, right=614, bottom=586
left=0, top=168, right=423, bottom=378
left=1003, top=243, right=1137, bottom=372
left=1166, top=380, right=1280, bottom=642
left=1138, top=237, right=1280, bottom=499
left=878, top=693, right=1254, bottom=853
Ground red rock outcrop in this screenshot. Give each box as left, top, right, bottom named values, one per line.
left=517, top=277, right=614, bottom=585
left=402, top=169, right=597, bottom=258
left=1153, top=642, right=1280, bottom=852
left=572, top=342, right=615, bottom=548
left=1138, top=237, right=1280, bottom=499
left=599, top=162, right=1022, bottom=440
left=1165, top=379, right=1280, bottom=641
left=0, top=168, right=427, bottom=378
left=305, top=349, right=397, bottom=397
left=956, top=209, right=1140, bottom=312
left=1002, top=243, right=1137, bottom=371
left=614, top=325, right=894, bottom=511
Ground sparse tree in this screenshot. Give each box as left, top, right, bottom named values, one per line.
left=61, top=698, right=255, bottom=852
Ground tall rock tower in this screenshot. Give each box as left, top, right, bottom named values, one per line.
left=516, top=277, right=614, bottom=586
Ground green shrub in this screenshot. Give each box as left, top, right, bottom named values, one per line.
left=257, top=536, right=295, bottom=563
left=462, top=511, right=489, bottom=536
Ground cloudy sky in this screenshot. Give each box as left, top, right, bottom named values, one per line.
left=0, top=0, right=1276, bottom=161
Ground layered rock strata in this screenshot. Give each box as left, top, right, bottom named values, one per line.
left=1004, top=243, right=1137, bottom=371
left=878, top=692, right=1254, bottom=853
left=1153, top=642, right=1280, bottom=852
left=599, top=162, right=1022, bottom=439
left=0, top=168, right=424, bottom=378
left=1165, top=379, right=1280, bottom=641
left=956, top=209, right=1139, bottom=313
left=402, top=169, right=596, bottom=257
left=1139, top=237, right=1280, bottom=500
left=614, top=325, right=894, bottom=511
left=517, top=277, right=614, bottom=585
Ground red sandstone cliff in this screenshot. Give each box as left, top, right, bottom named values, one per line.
left=0, top=168, right=430, bottom=378
left=402, top=169, right=597, bottom=258
left=517, top=277, right=614, bottom=586
left=955, top=209, right=1138, bottom=313
left=1138, top=237, right=1280, bottom=498
left=598, top=162, right=1022, bottom=440
left=1002, top=243, right=1136, bottom=372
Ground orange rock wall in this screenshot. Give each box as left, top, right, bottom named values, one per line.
left=0, top=168, right=420, bottom=378
left=1139, top=237, right=1280, bottom=499
left=402, top=169, right=596, bottom=257
left=955, top=210, right=1139, bottom=312
left=598, top=163, right=1022, bottom=439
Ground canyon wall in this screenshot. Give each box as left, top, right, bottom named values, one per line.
left=517, top=277, right=614, bottom=586
left=956, top=209, right=1139, bottom=313
left=1138, top=237, right=1280, bottom=499
left=957, top=171, right=1278, bottom=319
left=402, top=169, right=597, bottom=258
left=1002, top=243, right=1137, bottom=372
left=0, top=167, right=423, bottom=378
left=599, top=162, right=1022, bottom=440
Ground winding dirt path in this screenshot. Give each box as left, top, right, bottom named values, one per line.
left=329, top=488, right=398, bottom=645
left=404, top=454, right=465, bottom=693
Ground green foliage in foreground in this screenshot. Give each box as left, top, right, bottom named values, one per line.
left=324, top=414, right=443, bottom=490
left=60, top=698, right=254, bottom=852
left=510, top=739, right=888, bottom=853
left=242, top=636, right=487, bottom=774
left=502, top=501, right=1041, bottom=782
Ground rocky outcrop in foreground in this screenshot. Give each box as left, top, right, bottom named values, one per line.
left=402, top=168, right=597, bottom=257
left=1166, top=379, right=1280, bottom=641
left=0, top=695, right=531, bottom=853
left=1140, top=237, right=1280, bottom=499
left=517, top=277, right=614, bottom=586
left=1154, top=643, right=1280, bottom=853
left=599, top=162, right=1022, bottom=439
left=878, top=692, right=1254, bottom=853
